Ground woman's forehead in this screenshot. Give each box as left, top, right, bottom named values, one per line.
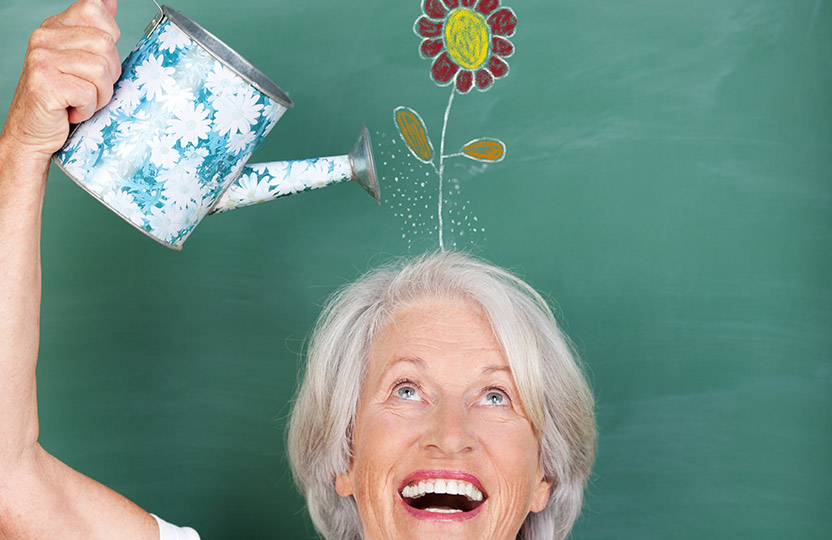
left=366, top=297, right=511, bottom=378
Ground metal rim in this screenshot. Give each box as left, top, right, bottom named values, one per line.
left=161, top=5, right=293, bottom=108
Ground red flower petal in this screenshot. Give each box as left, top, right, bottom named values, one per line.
left=423, top=0, right=447, bottom=19
left=476, top=68, right=493, bottom=90
left=416, top=16, right=443, bottom=38
left=432, top=52, right=459, bottom=84
left=462, top=0, right=477, bottom=7
left=477, top=0, right=499, bottom=15
left=488, top=8, right=517, bottom=37
left=442, top=0, right=460, bottom=8
left=487, top=55, right=509, bottom=78
left=456, top=71, right=473, bottom=93
left=492, top=36, right=514, bottom=57
left=420, top=38, right=444, bottom=57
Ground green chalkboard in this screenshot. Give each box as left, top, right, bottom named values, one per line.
left=0, top=0, right=829, bottom=538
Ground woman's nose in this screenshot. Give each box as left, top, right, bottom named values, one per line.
left=421, top=401, right=477, bottom=456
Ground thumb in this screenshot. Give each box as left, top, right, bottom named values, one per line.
left=101, top=0, right=117, bottom=18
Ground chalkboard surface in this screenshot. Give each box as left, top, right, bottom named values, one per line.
left=0, top=0, right=829, bottom=538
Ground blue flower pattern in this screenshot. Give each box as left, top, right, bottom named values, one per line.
left=55, top=18, right=286, bottom=248
left=211, top=156, right=352, bottom=213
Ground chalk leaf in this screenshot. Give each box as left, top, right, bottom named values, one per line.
left=461, top=138, right=506, bottom=162
left=394, top=106, right=434, bottom=163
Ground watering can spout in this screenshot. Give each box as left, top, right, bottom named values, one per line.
left=211, top=125, right=380, bottom=214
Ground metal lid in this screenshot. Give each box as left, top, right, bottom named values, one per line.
left=162, top=5, right=293, bottom=108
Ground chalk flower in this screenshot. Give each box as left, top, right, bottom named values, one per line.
left=415, top=0, right=516, bottom=93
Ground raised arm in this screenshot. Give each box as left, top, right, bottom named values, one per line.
left=0, top=1, right=158, bottom=538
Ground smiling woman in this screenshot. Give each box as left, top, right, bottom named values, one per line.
left=287, top=251, right=596, bottom=540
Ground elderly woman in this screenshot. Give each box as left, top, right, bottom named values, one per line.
left=0, top=1, right=595, bottom=539
left=287, top=252, right=596, bottom=540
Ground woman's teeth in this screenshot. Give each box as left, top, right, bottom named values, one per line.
left=401, top=479, right=484, bottom=502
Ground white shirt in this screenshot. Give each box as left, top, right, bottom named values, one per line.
left=151, top=514, right=201, bottom=540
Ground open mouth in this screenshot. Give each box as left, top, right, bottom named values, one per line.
left=400, top=478, right=487, bottom=514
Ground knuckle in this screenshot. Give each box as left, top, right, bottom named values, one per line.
left=94, top=55, right=112, bottom=80
left=26, top=47, right=49, bottom=70
left=79, top=0, right=101, bottom=20
left=25, top=65, right=46, bottom=90
left=92, top=28, right=116, bottom=54
left=81, top=1, right=113, bottom=30
left=80, top=80, right=98, bottom=104
left=28, top=27, right=49, bottom=49
left=40, top=14, right=58, bottom=28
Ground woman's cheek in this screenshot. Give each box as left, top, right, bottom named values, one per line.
left=357, top=405, right=423, bottom=454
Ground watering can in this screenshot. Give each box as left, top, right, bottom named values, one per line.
left=53, top=5, right=379, bottom=250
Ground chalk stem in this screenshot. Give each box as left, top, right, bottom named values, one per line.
left=438, top=88, right=455, bottom=251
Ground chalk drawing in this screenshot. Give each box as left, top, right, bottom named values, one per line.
left=394, top=0, right=516, bottom=250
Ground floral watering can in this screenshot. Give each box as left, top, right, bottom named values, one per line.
left=53, top=5, right=379, bottom=250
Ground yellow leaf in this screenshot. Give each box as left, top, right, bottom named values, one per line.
left=394, top=106, right=434, bottom=163
left=461, top=138, right=506, bottom=162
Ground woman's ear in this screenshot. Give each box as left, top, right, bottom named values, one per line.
left=529, top=475, right=554, bottom=513
left=335, top=472, right=355, bottom=497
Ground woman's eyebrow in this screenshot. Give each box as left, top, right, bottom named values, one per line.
left=379, top=356, right=427, bottom=380
left=480, top=365, right=512, bottom=376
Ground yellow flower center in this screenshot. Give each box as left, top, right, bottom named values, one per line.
left=444, top=8, right=490, bottom=70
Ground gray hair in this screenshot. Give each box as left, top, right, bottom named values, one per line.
left=287, top=251, right=596, bottom=540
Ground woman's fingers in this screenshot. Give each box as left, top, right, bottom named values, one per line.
left=28, top=25, right=121, bottom=88
left=41, top=0, right=120, bottom=45
left=2, top=0, right=122, bottom=158
left=49, top=49, right=115, bottom=122
left=9, top=49, right=101, bottom=149
left=102, top=0, right=118, bottom=19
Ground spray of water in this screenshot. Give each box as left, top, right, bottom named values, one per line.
left=375, top=130, right=485, bottom=250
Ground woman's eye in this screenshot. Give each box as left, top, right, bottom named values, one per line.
left=395, top=384, right=420, bottom=400
left=482, top=389, right=507, bottom=406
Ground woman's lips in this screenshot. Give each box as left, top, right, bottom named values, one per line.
left=398, top=470, right=487, bottom=521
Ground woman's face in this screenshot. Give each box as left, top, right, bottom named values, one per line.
left=335, top=297, right=551, bottom=540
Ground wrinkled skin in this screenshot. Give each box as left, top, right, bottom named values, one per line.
left=336, top=297, right=551, bottom=540
left=0, top=2, right=164, bottom=539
